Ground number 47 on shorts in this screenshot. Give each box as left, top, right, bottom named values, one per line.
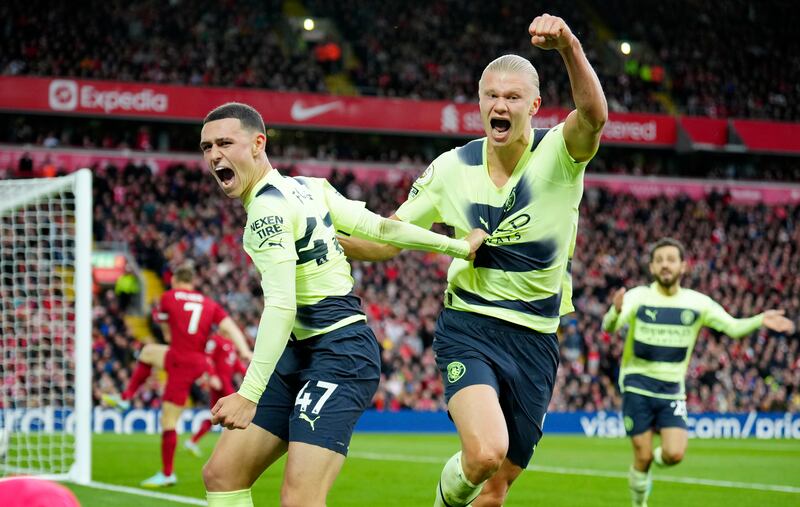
left=295, top=380, right=338, bottom=415
left=671, top=400, right=687, bottom=417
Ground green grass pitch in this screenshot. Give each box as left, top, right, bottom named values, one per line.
left=63, top=433, right=800, bottom=506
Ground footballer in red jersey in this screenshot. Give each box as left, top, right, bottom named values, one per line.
left=103, top=262, right=252, bottom=487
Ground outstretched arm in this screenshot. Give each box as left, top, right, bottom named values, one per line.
left=338, top=214, right=403, bottom=262
left=345, top=209, right=486, bottom=260
left=338, top=233, right=402, bottom=261
left=706, top=303, right=796, bottom=339
left=323, top=183, right=486, bottom=261
left=530, top=14, right=607, bottom=162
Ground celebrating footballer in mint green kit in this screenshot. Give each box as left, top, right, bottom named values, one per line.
left=602, top=237, right=796, bottom=507
left=340, top=14, right=608, bottom=507
left=199, top=102, right=487, bottom=507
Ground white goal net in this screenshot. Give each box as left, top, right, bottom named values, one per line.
left=0, top=169, right=92, bottom=484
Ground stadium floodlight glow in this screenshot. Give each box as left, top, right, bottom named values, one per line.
left=303, top=18, right=315, bottom=31
left=620, top=42, right=632, bottom=55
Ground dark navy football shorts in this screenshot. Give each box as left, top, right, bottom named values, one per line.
left=433, top=308, right=560, bottom=468
left=252, top=321, right=380, bottom=456
left=622, top=391, right=688, bottom=436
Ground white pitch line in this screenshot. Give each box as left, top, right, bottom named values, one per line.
left=74, top=481, right=207, bottom=505
left=348, top=451, right=800, bottom=494
left=526, top=465, right=800, bottom=494
left=689, top=442, right=800, bottom=452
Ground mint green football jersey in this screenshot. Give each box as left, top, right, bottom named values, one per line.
left=243, top=171, right=367, bottom=339
left=603, top=283, right=763, bottom=399
left=396, top=124, right=589, bottom=333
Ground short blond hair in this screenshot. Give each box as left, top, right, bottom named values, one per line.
left=479, top=54, right=540, bottom=95
left=173, top=262, right=196, bottom=284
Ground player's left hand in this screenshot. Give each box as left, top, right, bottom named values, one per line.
left=762, top=309, right=796, bottom=334
left=465, top=228, right=490, bottom=260
left=529, top=14, right=575, bottom=50
left=211, top=392, right=257, bottom=430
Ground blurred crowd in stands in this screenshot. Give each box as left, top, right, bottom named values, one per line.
left=6, top=140, right=800, bottom=183
left=5, top=122, right=800, bottom=183
left=76, top=163, right=800, bottom=413
left=2, top=0, right=797, bottom=120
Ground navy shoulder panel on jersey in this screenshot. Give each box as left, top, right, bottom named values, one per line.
left=530, top=128, right=551, bottom=152
left=255, top=183, right=284, bottom=199
left=456, top=139, right=484, bottom=166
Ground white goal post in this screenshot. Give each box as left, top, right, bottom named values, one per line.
left=0, top=169, right=92, bottom=484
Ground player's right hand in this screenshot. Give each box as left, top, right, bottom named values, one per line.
left=612, top=287, right=626, bottom=312
left=465, top=228, right=490, bottom=260
left=211, top=392, right=257, bottom=430
left=529, top=13, right=575, bottom=51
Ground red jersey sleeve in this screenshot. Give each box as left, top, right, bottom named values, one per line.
left=154, top=291, right=172, bottom=323
left=208, top=299, right=228, bottom=325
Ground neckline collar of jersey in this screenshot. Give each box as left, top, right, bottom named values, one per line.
left=243, top=168, right=278, bottom=207
left=481, top=133, right=535, bottom=192
left=650, top=281, right=682, bottom=297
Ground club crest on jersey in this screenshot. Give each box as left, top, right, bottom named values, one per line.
left=680, top=309, right=697, bottom=325
left=503, top=189, right=516, bottom=212
left=447, top=361, right=466, bottom=383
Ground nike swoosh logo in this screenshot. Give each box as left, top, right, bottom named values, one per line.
left=290, top=101, right=344, bottom=121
